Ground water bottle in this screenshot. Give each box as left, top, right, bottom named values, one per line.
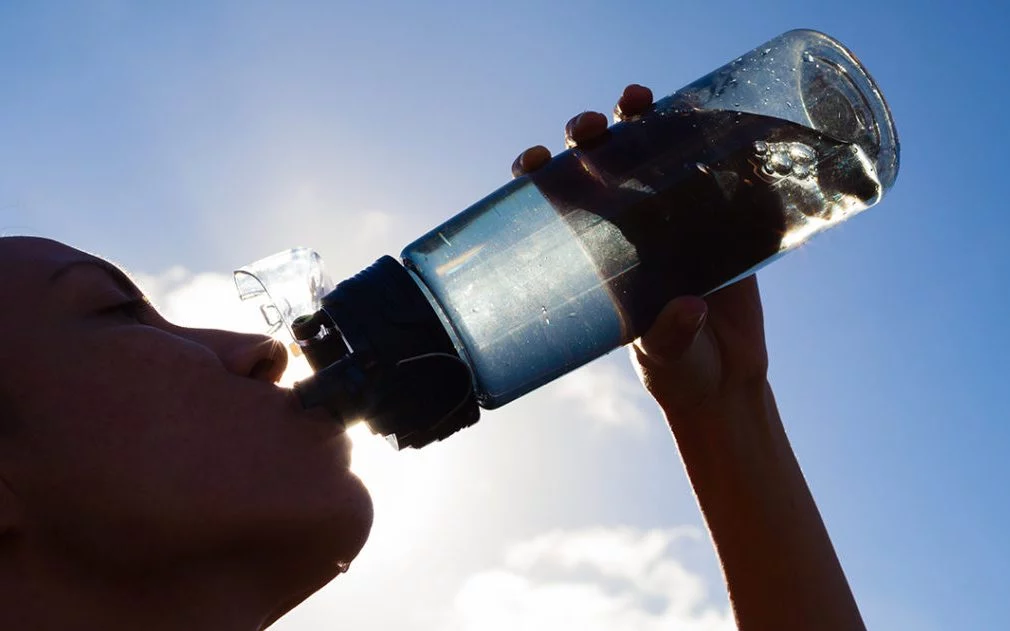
left=235, top=29, right=899, bottom=449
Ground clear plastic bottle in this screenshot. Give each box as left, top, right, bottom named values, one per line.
left=237, top=29, right=898, bottom=448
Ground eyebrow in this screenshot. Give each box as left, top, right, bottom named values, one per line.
left=48, top=260, right=146, bottom=299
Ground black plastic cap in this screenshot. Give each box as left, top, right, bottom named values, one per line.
left=302, top=256, right=480, bottom=449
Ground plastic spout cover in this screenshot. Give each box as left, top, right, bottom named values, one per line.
left=233, top=248, right=333, bottom=339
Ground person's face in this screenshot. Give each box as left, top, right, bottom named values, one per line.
left=0, top=238, right=371, bottom=581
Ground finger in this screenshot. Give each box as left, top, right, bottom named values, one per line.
left=704, top=275, right=766, bottom=346
left=511, top=145, right=552, bottom=178
left=706, top=274, right=763, bottom=324
left=564, top=111, right=609, bottom=149
left=614, top=84, right=654, bottom=122
left=634, top=296, right=708, bottom=364
left=702, top=274, right=769, bottom=375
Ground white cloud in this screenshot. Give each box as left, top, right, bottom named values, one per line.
left=552, top=358, right=652, bottom=433
left=133, top=267, right=266, bottom=334
left=270, top=525, right=732, bottom=631
left=449, top=526, right=734, bottom=631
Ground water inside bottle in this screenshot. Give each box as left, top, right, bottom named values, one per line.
left=402, top=109, right=881, bottom=408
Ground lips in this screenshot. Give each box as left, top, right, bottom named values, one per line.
left=275, top=386, right=354, bottom=468
left=281, top=387, right=340, bottom=425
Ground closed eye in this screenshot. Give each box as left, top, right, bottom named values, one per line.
left=98, top=298, right=158, bottom=323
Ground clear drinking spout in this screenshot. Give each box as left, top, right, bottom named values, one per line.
left=233, top=248, right=333, bottom=340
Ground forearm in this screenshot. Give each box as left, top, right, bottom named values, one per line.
left=667, top=381, right=865, bottom=631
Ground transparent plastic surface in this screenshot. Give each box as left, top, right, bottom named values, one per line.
left=401, top=29, right=898, bottom=408
left=233, top=248, right=333, bottom=340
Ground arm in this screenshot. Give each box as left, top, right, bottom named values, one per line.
left=633, top=280, right=865, bottom=631
left=675, top=383, right=864, bottom=630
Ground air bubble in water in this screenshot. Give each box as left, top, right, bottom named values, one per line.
left=756, top=141, right=817, bottom=180
left=768, top=152, right=793, bottom=175
left=789, top=144, right=816, bottom=162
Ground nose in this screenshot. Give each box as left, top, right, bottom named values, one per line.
left=186, top=328, right=290, bottom=383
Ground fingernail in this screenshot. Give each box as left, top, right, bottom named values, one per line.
left=565, top=113, right=584, bottom=142
left=517, top=146, right=550, bottom=175
left=511, top=154, right=525, bottom=178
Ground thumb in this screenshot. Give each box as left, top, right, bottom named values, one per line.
left=636, top=296, right=708, bottom=362
left=632, top=296, right=719, bottom=415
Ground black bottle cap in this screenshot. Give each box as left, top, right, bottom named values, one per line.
left=299, top=256, right=480, bottom=449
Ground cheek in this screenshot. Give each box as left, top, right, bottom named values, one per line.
left=7, top=329, right=372, bottom=564
left=86, top=329, right=224, bottom=412
left=8, top=331, right=228, bottom=511
left=30, top=328, right=229, bottom=444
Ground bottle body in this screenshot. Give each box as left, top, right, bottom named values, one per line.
left=402, top=30, right=897, bottom=409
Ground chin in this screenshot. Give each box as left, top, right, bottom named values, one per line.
left=334, top=471, right=375, bottom=565
left=258, top=477, right=374, bottom=622
left=314, top=471, right=374, bottom=571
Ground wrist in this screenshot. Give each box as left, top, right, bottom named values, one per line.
left=662, top=379, right=807, bottom=527
left=663, top=378, right=779, bottom=452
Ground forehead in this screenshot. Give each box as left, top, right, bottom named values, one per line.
left=0, top=237, right=110, bottom=298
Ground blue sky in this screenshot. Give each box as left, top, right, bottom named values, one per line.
left=3, top=1, right=1009, bottom=629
